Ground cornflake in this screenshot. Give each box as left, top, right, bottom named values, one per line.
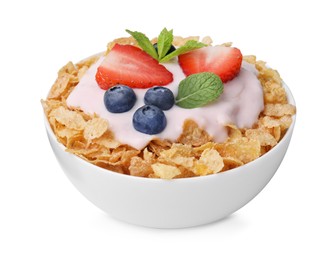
left=83, top=118, right=109, bottom=141
left=151, top=163, right=181, bottom=180
left=263, top=104, right=296, bottom=117
left=129, top=157, right=153, bottom=178
left=177, top=119, right=211, bottom=146
left=195, top=148, right=224, bottom=175
left=49, top=106, right=86, bottom=131
left=221, top=138, right=261, bottom=164
left=245, top=128, right=277, bottom=147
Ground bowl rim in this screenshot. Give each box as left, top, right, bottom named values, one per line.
left=44, top=79, right=296, bottom=183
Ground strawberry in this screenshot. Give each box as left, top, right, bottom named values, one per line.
left=178, top=46, right=243, bottom=83
left=96, top=44, right=173, bottom=89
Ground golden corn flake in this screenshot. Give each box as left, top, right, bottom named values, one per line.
left=93, top=160, right=126, bottom=174
left=193, top=142, right=216, bottom=157
left=197, top=148, right=224, bottom=175
left=152, top=163, right=181, bottom=180
left=95, top=131, right=120, bottom=149
left=259, top=115, right=292, bottom=132
left=273, top=126, right=282, bottom=142
left=278, top=115, right=293, bottom=131
left=162, top=143, right=193, bottom=157
left=120, top=150, right=140, bottom=168
left=263, top=81, right=287, bottom=104
left=159, top=144, right=194, bottom=169
left=245, top=128, right=277, bottom=147
left=129, top=157, right=153, bottom=178
left=49, top=106, right=86, bottom=130
left=41, top=99, right=63, bottom=115
left=243, top=55, right=257, bottom=64
left=226, top=124, right=243, bottom=140
left=99, top=149, right=140, bottom=173
left=83, top=118, right=109, bottom=141
left=168, top=156, right=194, bottom=169
left=89, top=147, right=111, bottom=160
left=222, top=157, right=244, bottom=171
left=178, top=119, right=211, bottom=146
left=147, top=139, right=171, bottom=156
left=221, top=42, right=233, bottom=47
left=256, top=61, right=282, bottom=85
left=263, top=104, right=296, bottom=117
left=58, top=61, right=77, bottom=76
left=108, top=147, right=127, bottom=163
left=222, top=138, right=261, bottom=164
left=259, top=116, right=280, bottom=128
left=201, top=36, right=213, bottom=45
left=48, top=74, right=72, bottom=99
left=192, top=163, right=211, bottom=176
left=143, top=148, right=155, bottom=163
left=67, top=146, right=101, bottom=157
left=57, top=127, right=80, bottom=140
left=173, top=167, right=197, bottom=179
left=173, top=36, right=200, bottom=46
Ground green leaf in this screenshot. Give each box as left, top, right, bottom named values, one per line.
left=157, top=28, right=174, bottom=60
left=175, top=72, right=223, bottom=109
left=126, top=29, right=158, bottom=60
left=160, top=40, right=206, bottom=63
left=126, top=28, right=207, bottom=63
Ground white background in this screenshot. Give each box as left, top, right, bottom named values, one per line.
left=1, top=0, right=334, bottom=259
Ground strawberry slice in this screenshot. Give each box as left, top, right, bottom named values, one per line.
left=178, top=46, right=243, bottom=83
left=96, top=44, right=173, bottom=89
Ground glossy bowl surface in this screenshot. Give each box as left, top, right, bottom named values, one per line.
left=45, top=83, right=296, bottom=228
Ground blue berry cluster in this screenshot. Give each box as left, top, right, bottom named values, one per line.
left=104, top=85, right=174, bottom=135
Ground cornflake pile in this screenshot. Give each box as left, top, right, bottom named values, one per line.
left=42, top=36, right=296, bottom=179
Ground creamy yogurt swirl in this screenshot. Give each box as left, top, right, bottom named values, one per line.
left=67, top=57, right=264, bottom=150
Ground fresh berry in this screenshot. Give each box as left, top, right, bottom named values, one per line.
left=178, top=46, right=242, bottom=83
left=144, top=87, right=175, bottom=110
left=96, top=44, right=173, bottom=89
left=104, top=85, right=137, bottom=113
left=133, top=105, right=167, bottom=135
left=153, top=43, right=176, bottom=55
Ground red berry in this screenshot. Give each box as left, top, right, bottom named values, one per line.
left=96, top=44, right=173, bottom=89
left=178, top=46, right=243, bottom=83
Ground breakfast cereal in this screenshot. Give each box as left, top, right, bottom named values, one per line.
left=42, top=29, right=296, bottom=179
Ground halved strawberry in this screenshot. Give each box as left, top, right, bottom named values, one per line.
left=96, top=44, right=173, bottom=89
left=178, top=46, right=243, bottom=83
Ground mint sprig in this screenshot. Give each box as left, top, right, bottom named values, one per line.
left=157, top=28, right=174, bottom=59
left=175, top=73, right=224, bottom=109
left=126, top=29, right=158, bottom=60
left=126, top=28, right=206, bottom=62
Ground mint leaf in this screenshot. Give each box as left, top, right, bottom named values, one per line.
left=160, top=40, right=206, bottom=63
left=157, top=28, right=173, bottom=60
left=126, top=28, right=206, bottom=63
left=175, top=72, right=223, bottom=109
left=126, top=29, right=158, bottom=60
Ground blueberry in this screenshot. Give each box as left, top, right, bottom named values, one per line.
left=144, top=87, right=174, bottom=110
left=153, top=43, right=176, bottom=55
left=104, top=85, right=136, bottom=113
left=133, top=105, right=167, bottom=135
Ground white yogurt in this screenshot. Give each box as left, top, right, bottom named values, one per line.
left=67, top=56, right=264, bottom=150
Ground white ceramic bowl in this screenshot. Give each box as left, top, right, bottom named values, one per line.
left=44, top=83, right=295, bottom=229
